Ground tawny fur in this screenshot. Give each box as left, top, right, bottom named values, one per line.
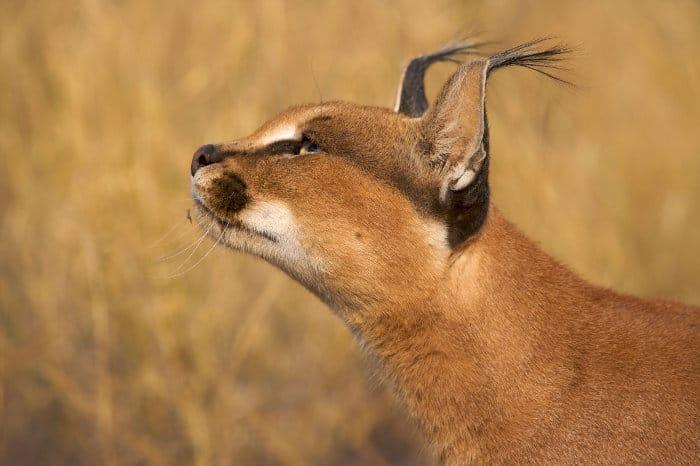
left=190, top=40, right=699, bottom=464
left=351, top=209, right=698, bottom=464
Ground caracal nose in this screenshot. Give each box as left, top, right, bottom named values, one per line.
left=191, top=144, right=223, bottom=176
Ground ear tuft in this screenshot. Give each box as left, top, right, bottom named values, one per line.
left=488, top=37, right=573, bottom=84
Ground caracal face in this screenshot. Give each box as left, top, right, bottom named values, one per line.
left=190, top=101, right=450, bottom=313
left=188, top=44, right=535, bottom=314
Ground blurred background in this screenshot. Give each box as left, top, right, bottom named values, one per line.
left=1, top=0, right=699, bottom=464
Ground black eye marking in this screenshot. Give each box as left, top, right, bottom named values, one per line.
left=255, top=135, right=323, bottom=157
left=263, top=139, right=303, bottom=155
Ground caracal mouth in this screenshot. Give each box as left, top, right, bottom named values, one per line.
left=191, top=198, right=279, bottom=244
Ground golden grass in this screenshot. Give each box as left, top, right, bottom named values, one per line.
left=1, top=0, right=699, bottom=464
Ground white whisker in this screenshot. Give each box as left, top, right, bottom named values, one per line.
left=147, top=218, right=188, bottom=250
left=156, top=220, right=214, bottom=262
left=171, top=221, right=216, bottom=271
left=163, top=222, right=229, bottom=279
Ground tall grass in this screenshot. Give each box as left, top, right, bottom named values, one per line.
left=1, top=0, right=699, bottom=464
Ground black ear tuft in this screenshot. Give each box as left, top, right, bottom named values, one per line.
left=488, top=38, right=573, bottom=85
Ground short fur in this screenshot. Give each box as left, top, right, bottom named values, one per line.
left=189, top=39, right=699, bottom=465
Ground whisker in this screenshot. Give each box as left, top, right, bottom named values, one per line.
left=162, top=222, right=229, bottom=279
left=147, top=218, right=188, bottom=250
left=155, top=215, right=202, bottom=250
left=156, top=220, right=214, bottom=262
left=171, top=220, right=217, bottom=272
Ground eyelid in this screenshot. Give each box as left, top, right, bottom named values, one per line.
left=264, top=135, right=319, bottom=156
left=299, top=132, right=316, bottom=144
left=259, top=139, right=303, bottom=157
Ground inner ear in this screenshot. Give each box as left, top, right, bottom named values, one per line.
left=422, top=58, right=489, bottom=201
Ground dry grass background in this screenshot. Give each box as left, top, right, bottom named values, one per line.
left=1, top=0, right=699, bottom=464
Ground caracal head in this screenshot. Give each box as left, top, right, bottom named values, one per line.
left=189, top=41, right=567, bottom=315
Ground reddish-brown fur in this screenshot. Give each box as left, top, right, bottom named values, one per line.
left=189, top=42, right=699, bottom=464
left=354, top=209, right=698, bottom=464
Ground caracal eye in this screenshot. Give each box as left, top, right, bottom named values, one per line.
left=299, top=138, right=321, bottom=155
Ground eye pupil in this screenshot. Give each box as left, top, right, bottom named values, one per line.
left=299, top=138, right=321, bottom=155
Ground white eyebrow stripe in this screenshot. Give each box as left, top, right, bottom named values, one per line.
left=257, top=124, right=301, bottom=146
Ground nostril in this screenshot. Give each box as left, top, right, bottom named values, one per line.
left=191, top=144, right=217, bottom=176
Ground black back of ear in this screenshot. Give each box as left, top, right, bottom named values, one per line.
left=444, top=115, right=490, bottom=248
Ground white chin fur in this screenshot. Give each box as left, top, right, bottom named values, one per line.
left=194, top=200, right=325, bottom=287
left=240, top=200, right=297, bottom=240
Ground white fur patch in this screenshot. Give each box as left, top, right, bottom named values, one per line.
left=190, top=177, right=204, bottom=203
left=241, top=200, right=298, bottom=240
left=237, top=201, right=324, bottom=283
left=423, top=219, right=449, bottom=254
left=451, top=169, right=476, bottom=191
left=257, top=124, right=300, bottom=146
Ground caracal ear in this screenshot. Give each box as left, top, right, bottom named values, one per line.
left=422, top=58, right=490, bottom=202
left=420, top=40, right=570, bottom=247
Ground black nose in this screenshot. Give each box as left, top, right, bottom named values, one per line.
left=191, top=144, right=222, bottom=176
